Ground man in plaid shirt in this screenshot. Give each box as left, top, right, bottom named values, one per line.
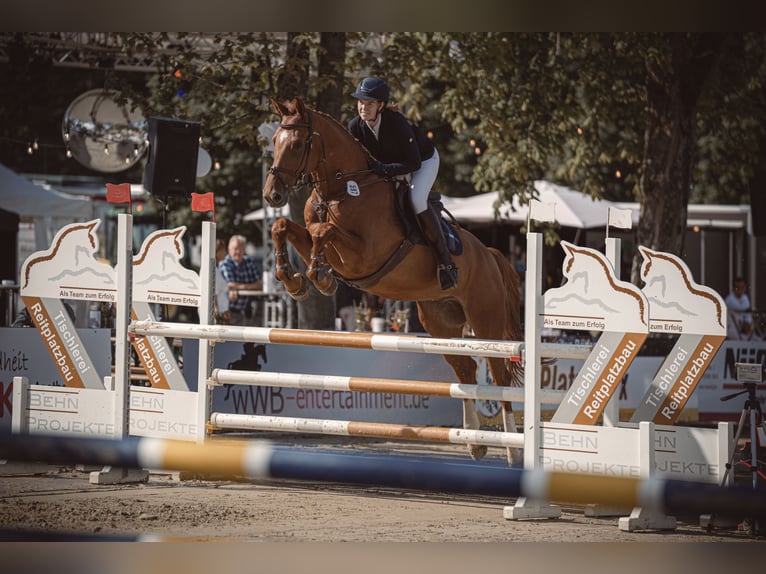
left=218, top=234, right=262, bottom=326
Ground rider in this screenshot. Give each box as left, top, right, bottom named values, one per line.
left=348, top=76, right=458, bottom=291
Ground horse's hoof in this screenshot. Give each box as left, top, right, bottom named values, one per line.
left=317, top=276, right=338, bottom=296
left=507, top=448, right=524, bottom=466
left=290, top=289, right=310, bottom=302
left=468, top=444, right=488, bottom=461
left=307, top=265, right=338, bottom=297
left=287, top=274, right=311, bottom=302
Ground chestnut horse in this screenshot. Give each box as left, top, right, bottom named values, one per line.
left=263, top=97, right=523, bottom=462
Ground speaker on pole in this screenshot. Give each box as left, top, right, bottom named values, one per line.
left=143, top=117, right=201, bottom=197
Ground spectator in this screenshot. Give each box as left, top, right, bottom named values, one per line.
left=725, top=276, right=754, bottom=339
left=219, top=235, right=262, bottom=326
left=13, top=302, right=76, bottom=327
left=213, top=238, right=230, bottom=323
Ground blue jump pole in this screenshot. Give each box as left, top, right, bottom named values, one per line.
left=1, top=433, right=763, bottom=521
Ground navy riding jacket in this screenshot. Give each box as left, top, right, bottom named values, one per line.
left=348, top=108, right=435, bottom=177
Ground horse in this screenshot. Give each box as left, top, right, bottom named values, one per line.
left=262, top=97, right=523, bottom=463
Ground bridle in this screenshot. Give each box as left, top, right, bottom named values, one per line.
left=268, top=110, right=319, bottom=194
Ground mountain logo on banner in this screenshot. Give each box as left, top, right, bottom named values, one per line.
left=545, top=242, right=649, bottom=425
left=19, top=219, right=114, bottom=389
left=630, top=246, right=726, bottom=424
left=130, top=226, right=199, bottom=392
left=638, top=246, right=725, bottom=335
left=20, top=219, right=116, bottom=299
left=132, top=226, right=200, bottom=307
left=543, top=242, right=648, bottom=333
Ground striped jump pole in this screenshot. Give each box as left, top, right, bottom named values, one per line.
left=210, top=369, right=566, bottom=405
left=207, top=413, right=526, bottom=449
left=1, top=433, right=763, bottom=521
left=130, top=320, right=593, bottom=360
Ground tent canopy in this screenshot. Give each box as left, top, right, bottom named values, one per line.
left=243, top=181, right=621, bottom=230
left=1, top=163, right=94, bottom=251
left=244, top=204, right=292, bottom=222
left=0, top=163, right=92, bottom=219
left=443, top=181, right=626, bottom=229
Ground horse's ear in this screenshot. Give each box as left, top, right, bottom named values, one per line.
left=270, top=96, right=288, bottom=117
left=294, top=97, right=307, bottom=117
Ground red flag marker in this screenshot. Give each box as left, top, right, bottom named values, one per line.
left=191, top=192, right=216, bottom=220
left=106, top=183, right=131, bottom=204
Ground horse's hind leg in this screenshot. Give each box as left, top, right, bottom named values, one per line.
left=461, top=252, right=524, bottom=466
left=487, top=357, right=523, bottom=466
left=442, top=353, right=487, bottom=460
left=271, top=217, right=311, bottom=301
left=418, top=300, right=487, bottom=461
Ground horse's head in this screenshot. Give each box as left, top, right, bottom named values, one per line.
left=263, top=97, right=317, bottom=208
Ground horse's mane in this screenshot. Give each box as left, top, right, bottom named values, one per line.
left=284, top=99, right=375, bottom=164
left=314, top=107, right=376, bottom=162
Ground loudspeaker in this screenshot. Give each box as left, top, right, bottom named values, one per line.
left=143, top=116, right=200, bottom=196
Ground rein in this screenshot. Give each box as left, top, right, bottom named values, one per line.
left=272, top=109, right=388, bottom=222
left=270, top=103, right=413, bottom=289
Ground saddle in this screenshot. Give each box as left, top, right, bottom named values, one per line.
left=392, top=181, right=463, bottom=256
left=336, top=181, right=463, bottom=291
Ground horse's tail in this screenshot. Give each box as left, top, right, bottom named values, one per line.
left=489, top=247, right=524, bottom=387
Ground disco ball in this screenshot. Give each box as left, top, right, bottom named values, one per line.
left=62, top=89, right=148, bottom=173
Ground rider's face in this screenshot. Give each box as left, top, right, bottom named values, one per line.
left=357, top=99, right=383, bottom=122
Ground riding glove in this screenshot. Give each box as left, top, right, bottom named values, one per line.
left=368, top=158, right=389, bottom=177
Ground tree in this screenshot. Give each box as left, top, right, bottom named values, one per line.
left=382, top=33, right=766, bottom=282
left=274, top=32, right=347, bottom=330
left=109, top=33, right=348, bottom=329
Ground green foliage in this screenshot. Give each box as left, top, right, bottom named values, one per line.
left=3, top=32, right=764, bottom=250
left=377, top=33, right=766, bottom=209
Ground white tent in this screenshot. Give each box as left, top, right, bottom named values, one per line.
left=244, top=181, right=624, bottom=230
left=0, top=163, right=93, bottom=249
left=443, top=180, right=628, bottom=229
left=244, top=204, right=292, bottom=222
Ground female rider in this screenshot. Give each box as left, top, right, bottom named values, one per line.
left=347, top=76, right=458, bottom=291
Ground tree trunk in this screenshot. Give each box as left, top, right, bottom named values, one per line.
left=277, top=32, right=309, bottom=102
left=279, top=33, right=347, bottom=330
left=297, top=33, right=347, bottom=330
left=631, top=34, right=725, bottom=284
left=317, top=32, right=346, bottom=117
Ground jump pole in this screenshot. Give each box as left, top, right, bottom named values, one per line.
left=131, top=321, right=593, bottom=361
left=1, top=433, right=763, bottom=522
left=210, top=368, right=565, bottom=404
left=208, top=413, right=525, bottom=449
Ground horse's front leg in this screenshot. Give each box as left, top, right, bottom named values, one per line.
left=306, top=222, right=338, bottom=296
left=271, top=217, right=311, bottom=301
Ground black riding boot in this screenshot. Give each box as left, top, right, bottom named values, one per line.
left=417, top=208, right=458, bottom=290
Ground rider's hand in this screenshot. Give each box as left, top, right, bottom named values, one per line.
left=368, top=159, right=388, bottom=177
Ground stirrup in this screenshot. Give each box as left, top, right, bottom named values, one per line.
left=437, top=263, right=458, bottom=291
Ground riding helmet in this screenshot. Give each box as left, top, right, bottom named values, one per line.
left=350, top=77, right=390, bottom=103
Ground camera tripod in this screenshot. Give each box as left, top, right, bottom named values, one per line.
left=707, top=382, right=766, bottom=536
left=719, top=382, right=765, bottom=489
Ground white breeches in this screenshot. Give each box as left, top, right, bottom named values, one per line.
left=410, top=149, right=440, bottom=214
